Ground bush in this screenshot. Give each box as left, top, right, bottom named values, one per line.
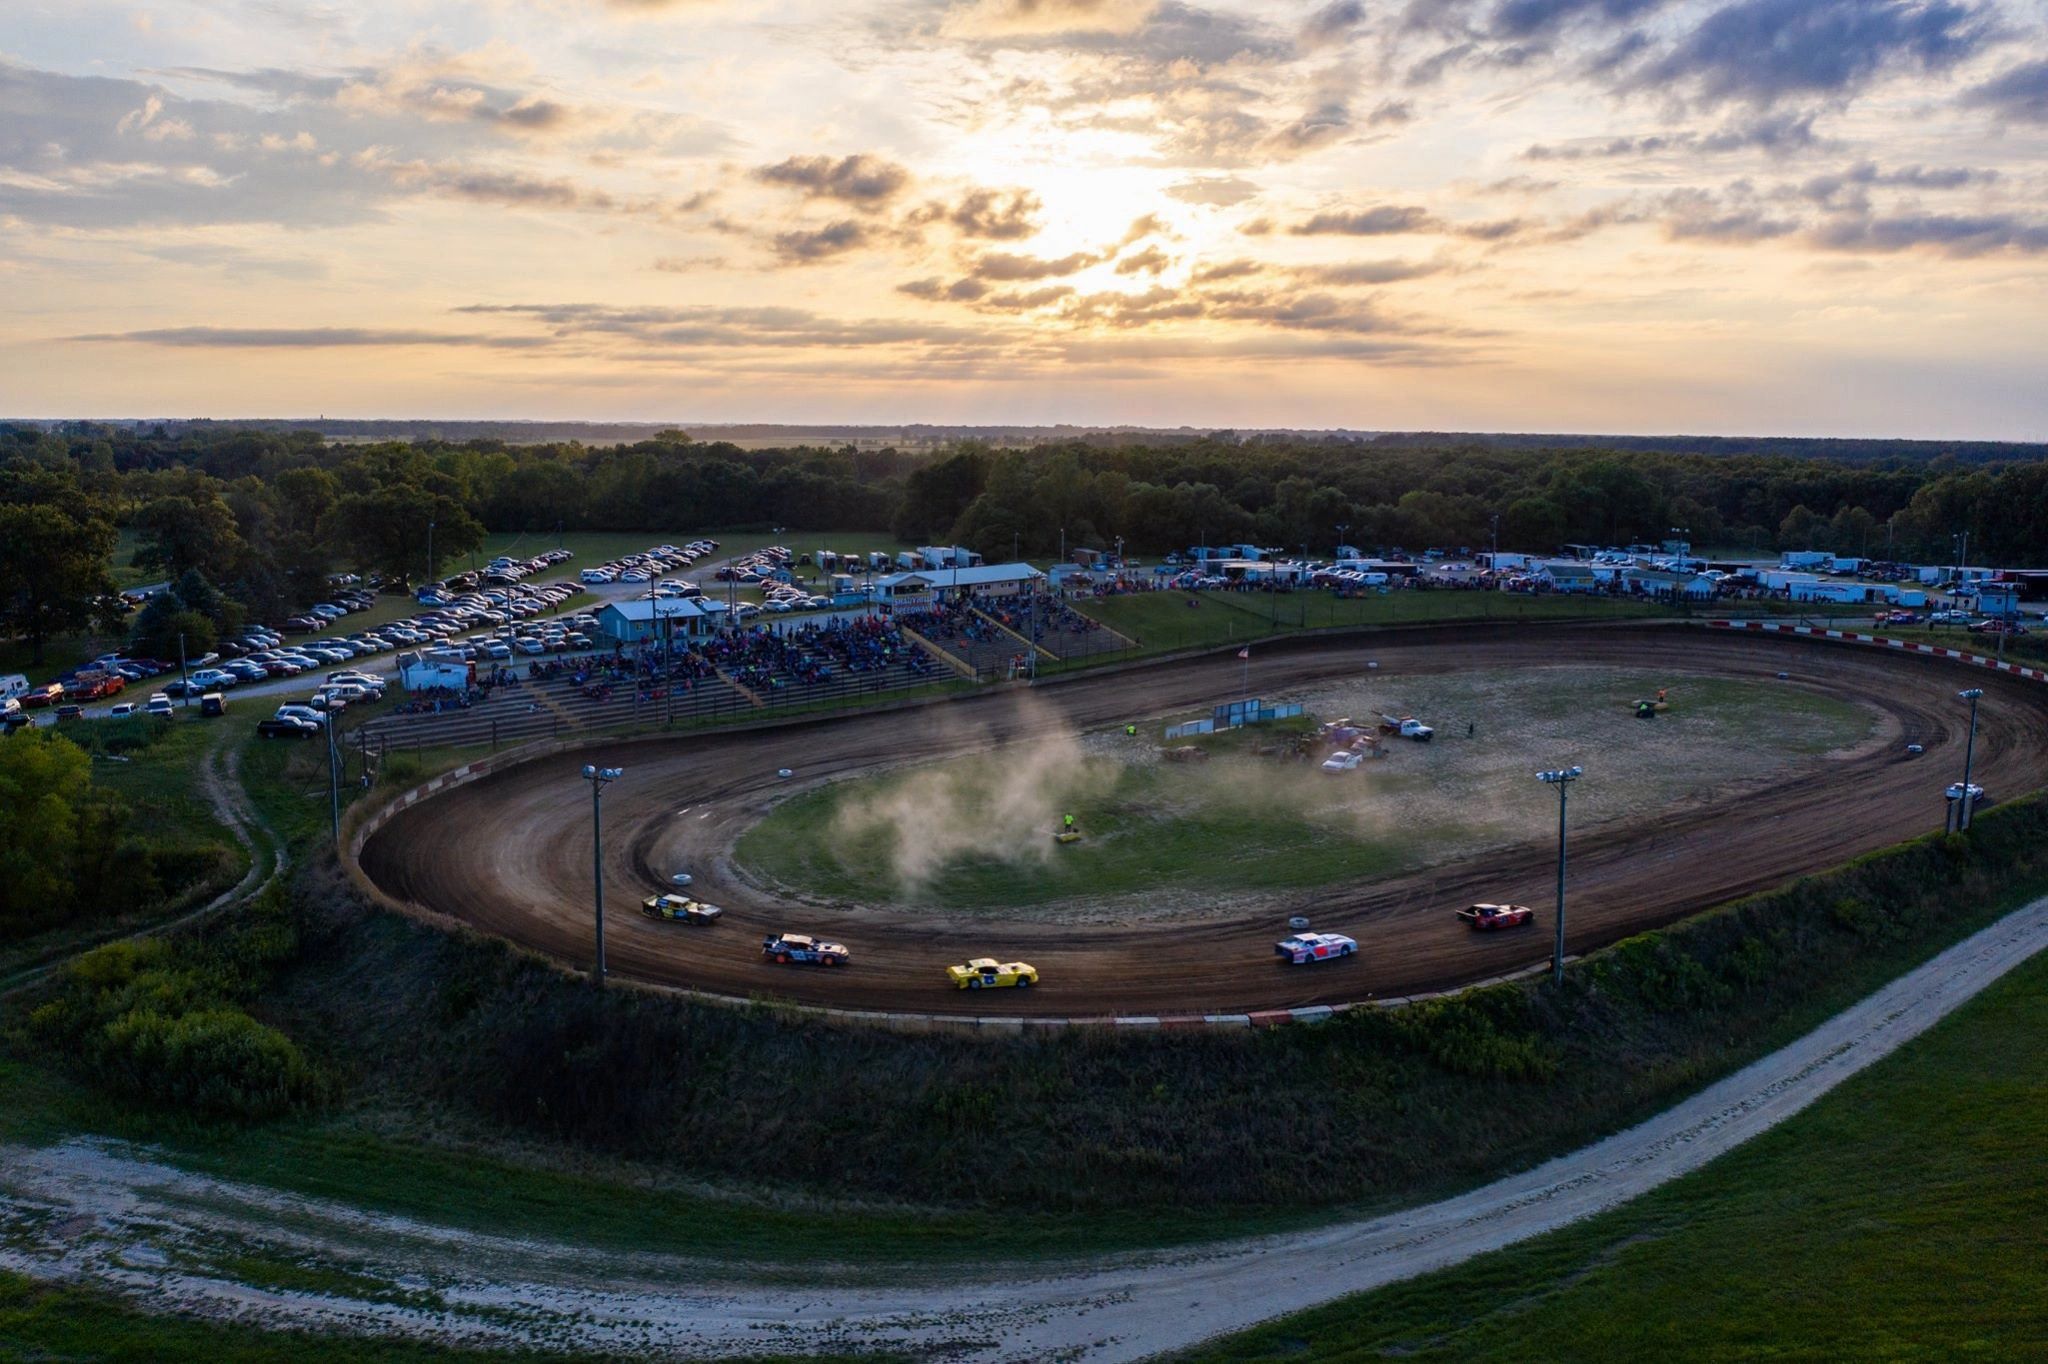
left=19, top=885, right=317, bottom=1123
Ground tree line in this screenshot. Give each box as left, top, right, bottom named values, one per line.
left=3, top=422, right=2045, bottom=663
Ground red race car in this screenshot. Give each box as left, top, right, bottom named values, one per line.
left=1457, top=903, right=1536, bottom=931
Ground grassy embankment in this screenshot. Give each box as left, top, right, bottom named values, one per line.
left=1178, top=941, right=2048, bottom=1364
left=7, top=788, right=2044, bottom=1274
left=0, top=715, right=246, bottom=988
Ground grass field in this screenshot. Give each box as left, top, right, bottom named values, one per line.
left=1073, top=591, right=1667, bottom=658
left=733, top=668, right=1872, bottom=917
left=1177, top=939, right=2048, bottom=1364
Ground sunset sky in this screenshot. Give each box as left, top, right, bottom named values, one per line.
left=4, top=0, right=2046, bottom=435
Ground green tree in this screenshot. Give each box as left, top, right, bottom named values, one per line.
left=0, top=731, right=89, bottom=937
left=323, top=482, right=482, bottom=585
left=0, top=483, right=119, bottom=665
left=132, top=491, right=246, bottom=583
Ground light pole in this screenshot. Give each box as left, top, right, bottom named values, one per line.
left=582, top=764, right=623, bottom=984
left=1953, top=689, right=1982, bottom=832
left=426, top=518, right=436, bottom=593
left=1336, top=522, right=1350, bottom=559
left=1537, top=766, right=1582, bottom=985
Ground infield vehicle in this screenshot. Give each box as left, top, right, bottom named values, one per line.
left=1274, top=931, right=1357, bottom=964
left=947, top=957, right=1038, bottom=990
left=641, top=893, right=722, bottom=924
left=1321, top=750, right=1363, bottom=773
left=762, top=932, right=850, bottom=967
left=1457, top=902, right=1536, bottom=931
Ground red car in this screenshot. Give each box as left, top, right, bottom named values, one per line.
left=1457, top=903, right=1536, bottom=930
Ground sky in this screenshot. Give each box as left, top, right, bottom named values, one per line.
left=3, top=0, right=2047, bottom=437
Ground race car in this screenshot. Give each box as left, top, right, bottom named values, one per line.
left=641, top=893, right=722, bottom=924
left=1457, top=903, right=1536, bottom=931
left=1946, top=782, right=1986, bottom=806
left=763, top=932, right=850, bottom=967
left=1274, top=931, right=1356, bottom=964
left=946, top=957, right=1038, bottom=990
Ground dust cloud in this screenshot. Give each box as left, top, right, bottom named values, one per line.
left=831, top=695, right=1115, bottom=890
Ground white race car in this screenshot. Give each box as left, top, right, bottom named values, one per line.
left=1275, top=931, right=1356, bottom=965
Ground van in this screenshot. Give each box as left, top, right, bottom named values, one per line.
left=199, top=692, right=227, bottom=717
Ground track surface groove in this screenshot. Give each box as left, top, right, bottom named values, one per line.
left=356, top=624, right=2048, bottom=1017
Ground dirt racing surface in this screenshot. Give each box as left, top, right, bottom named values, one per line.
left=356, top=623, right=2048, bottom=1018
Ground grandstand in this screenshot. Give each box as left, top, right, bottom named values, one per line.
left=354, top=620, right=950, bottom=753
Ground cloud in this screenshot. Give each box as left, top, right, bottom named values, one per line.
left=1525, top=109, right=1824, bottom=160
left=1791, top=160, right=1997, bottom=210
left=753, top=153, right=910, bottom=207
left=1115, top=243, right=1173, bottom=274
left=1293, top=257, right=1448, bottom=284
left=770, top=219, right=871, bottom=262
left=1489, top=0, right=1671, bottom=39
left=68, top=326, right=546, bottom=349
left=1965, top=59, right=2048, bottom=123
left=981, top=284, right=1078, bottom=309
left=940, top=0, right=1159, bottom=39
left=457, top=302, right=999, bottom=352
left=940, top=187, right=1044, bottom=239
left=969, top=248, right=1103, bottom=280
left=1290, top=204, right=1440, bottom=235
left=1190, top=256, right=1263, bottom=282
left=1166, top=174, right=1261, bottom=206
left=1300, top=1, right=1366, bottom=49
left=1809, top=211, right=2048, bottom=256
left=1626, top=0, right=1992, bottom=108
left=1660, top=189, right=1798, bottom=242
left=899, top=275, right=992, bottom=301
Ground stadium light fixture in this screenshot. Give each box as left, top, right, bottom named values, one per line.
left=581, top=765, right=624, bottom=983
left=1536, top=766, right=1583, bottom=985
left=1954, top=689, right=1983, bottom=832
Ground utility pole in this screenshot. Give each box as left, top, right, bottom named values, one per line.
left=581, top=765, right=623, bottom=984
left=1537, top=766, right=1583, bottom=985
left=426, top=518, right=436, bottom=592
left=326, top=711, right=341, bottom=849
left=177, top=631, right=191, bottom=709
left=1953, top=688, right=1983, bottom=832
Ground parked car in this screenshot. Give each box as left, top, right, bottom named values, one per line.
left=107, top=701, right=140, bottom=718
left=1457, top=903, right=1536, bottom=930
left=1274, top=932, right=1356, bottom=964
left=1320, top=750, right=1363, bottom=773
left=54, top=703, right=84, bottom=722
left=144, top=694, right=174, bottom=718
left=761, top=933, right=850, bottom=967
left=257, top=715, right=322, bottom=739
left=199, top=692, right=227, bottom=717
left=188, top=668, right=238, bottom=690
left=945, top=957, right=1037, bottom=989
left=19, top=682, right=65, bottom=709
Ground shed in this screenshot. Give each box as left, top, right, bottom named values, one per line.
left=597, top=597, right=717, bottom=644
left=398, top=651, right=474, bottom=692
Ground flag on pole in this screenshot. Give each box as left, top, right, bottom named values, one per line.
left=1237, top=647, right=1250, bottom=659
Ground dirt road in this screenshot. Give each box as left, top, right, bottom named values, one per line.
left=5, top=892, right=2043, bottom=1359
left=356, top=623, right=2048, bottom=1017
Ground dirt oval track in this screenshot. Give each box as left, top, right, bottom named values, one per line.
left=356, top=624, right=2048, bottom=1017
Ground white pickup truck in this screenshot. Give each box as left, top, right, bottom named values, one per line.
left=1381, top=714, right=1435, bottom=742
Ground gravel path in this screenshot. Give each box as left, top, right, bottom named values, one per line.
left=4, top=892, right=2043, bottom=1360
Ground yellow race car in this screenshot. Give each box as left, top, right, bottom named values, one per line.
left=946, top=957, right=1038, bottom=990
